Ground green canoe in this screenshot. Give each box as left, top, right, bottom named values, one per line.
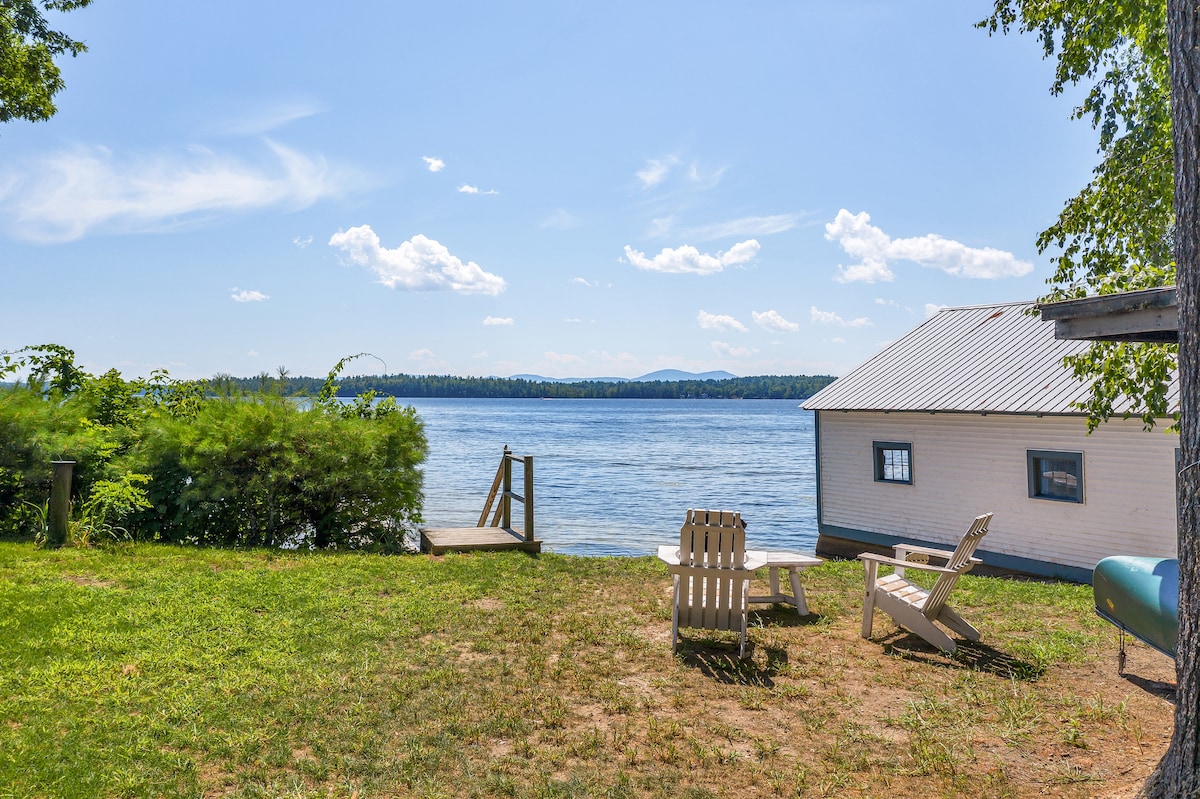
left=1093, top=556, right=1178, bottom=658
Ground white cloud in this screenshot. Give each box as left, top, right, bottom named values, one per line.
left=711, top=341, right=754, bottom=358
left=458, top=184, right=498, bottom=195
left=247, top=349, right=259, bottom=357
left=472, top=351, right=488, bottom=358
left=422, top=156, right=445, bottom=172
left=410, top=348, right=437, bottom=361
left=624, top=239, right=760, bottom=275
left=563, top=317, right=582, bottom=323
left=925, top=303, right=948, bottom=317
left=831, top=337, right=847, bottom=344
left=541, top=208, right=580, bottom=230
left=874, top=297, right=899, bottom=307
left=826, top=209, right=1033, bottom=284
left=684, top=213, right=804, bottom=241
left=752, top=309, right=800, bottom=332
left=231, top=288, right=269, bottom=302
left=293, top=235, right=313, bottom=249
left=483, top=316, right=514, bottom=326
left=328, top=225, right=506, bottom=295
left=636, top=156, right=679, bottom=188
left=697, top=310, right=748, bottom=333
left=2, top=140, right=350, bottom=242
left=810, top=306, right=872, bottom=327
left=545, top=351, right=584, bottom=365
left=599, top=351, right=639, bottom=367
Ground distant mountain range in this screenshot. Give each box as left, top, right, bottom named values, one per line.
left=508, top=369, right=738, bottom=384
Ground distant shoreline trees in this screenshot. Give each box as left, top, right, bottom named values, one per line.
left=226, top=373, right=837, bottom=401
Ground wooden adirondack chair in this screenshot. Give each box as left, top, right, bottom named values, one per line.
left=669, top=509, right=754, bottom=658
left=859, top=512, right=993, bottom=654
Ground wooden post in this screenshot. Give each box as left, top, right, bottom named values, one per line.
left=523, top=455, right=534, bottom=542
left=502, top=449, right=512, bottom=530
left=47, top=460, right=74, bottom=548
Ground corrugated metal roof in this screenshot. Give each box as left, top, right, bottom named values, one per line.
left=802, top=301, right=1179, bottom=415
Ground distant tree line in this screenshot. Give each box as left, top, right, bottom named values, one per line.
left=225, top=373, right=836, bottom=400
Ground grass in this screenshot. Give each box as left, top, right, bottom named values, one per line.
left=0, top=542, right=1176, bottom=798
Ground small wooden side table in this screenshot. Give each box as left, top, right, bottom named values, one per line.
left=745, top=550, right=823, bottom=616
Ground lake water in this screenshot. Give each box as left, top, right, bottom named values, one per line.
left=401, top=398, right=817, bottom=557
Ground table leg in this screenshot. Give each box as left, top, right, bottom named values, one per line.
left=788, top=568, right=809, bottom=616
left=768, top=566, right=781, bottom=598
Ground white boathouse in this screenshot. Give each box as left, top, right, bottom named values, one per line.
left=802, top=301, right=1178, bottom=582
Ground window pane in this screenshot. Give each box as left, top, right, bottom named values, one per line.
left=880, top=447, right=910, bottom=482
left=1035, top=456, right=1079, bottom=500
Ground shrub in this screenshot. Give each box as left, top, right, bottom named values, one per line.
left=0, top=345, right=427, bottom=551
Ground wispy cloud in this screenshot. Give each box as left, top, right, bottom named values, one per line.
left=329, top=224, right=506, bottom=295
left=623, top=239, right=759, bottom=275
left=636, top=156, right=680, bottom=188
left=711, top=341, right=754, bottom=358
left=293, top=235, right=313, bottom=249
left=682, top=213, right=805, bottom=242
left=216, top=100, right=323, bottom=136
left=410, top=348, right=437, bottom=361
left=925, top=303, right=948, bottom=317
left=2, top=139, right=350, bottom=242
left=231, top=288, right=269, bottom=303
left=458, top=184, right=498, bottom=195
left=752, top=309, right=799, bottom=332
left=810, top=306, right=872, bottom=327
left=697, top=310, right=748, bottom=333
left=826, top=209, right=1033, bottom=283
left=546, top=351, right=584, bottom=365
left=483, top=316, right=514, bottom=326
left=541, top=208, right=581, bottom=230
left=422, top=156, right=445, bottom=172
left=874, top=297, right=899, bottom=307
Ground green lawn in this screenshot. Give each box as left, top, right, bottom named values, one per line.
left=0, top=542, right=1171, bottom=798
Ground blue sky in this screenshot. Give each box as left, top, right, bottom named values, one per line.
left=1, top=1, right=1098, bottom=381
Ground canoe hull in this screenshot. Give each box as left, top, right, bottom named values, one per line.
left=1093, top=556, right=1178, bottom=658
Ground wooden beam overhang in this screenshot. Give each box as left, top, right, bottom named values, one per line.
left=1038, top=287, right=1178, bottom=343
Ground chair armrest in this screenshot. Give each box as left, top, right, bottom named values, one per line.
left=892, top=543, right=956, bottom=562
left=858, top=553, right=958, bottom=575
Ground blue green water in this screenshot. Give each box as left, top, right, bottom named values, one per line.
left=403, top=398, right=817, bottom=556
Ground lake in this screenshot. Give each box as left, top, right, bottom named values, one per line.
left=401, top=398, right=817, bottom=557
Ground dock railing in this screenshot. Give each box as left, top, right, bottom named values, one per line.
left=478, top=446, right=534, bottom=542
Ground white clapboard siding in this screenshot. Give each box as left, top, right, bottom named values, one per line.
left=817, top=411, right=1178, bottom=571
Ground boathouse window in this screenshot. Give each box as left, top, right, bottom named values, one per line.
left=1027, top=450, right=1083, bottom=503
left=873, top=442, right=912, bottom=484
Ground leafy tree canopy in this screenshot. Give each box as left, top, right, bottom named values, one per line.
left=982, top=0, right=1178, bottom=430
left=0, top=0, right=92, bottom=123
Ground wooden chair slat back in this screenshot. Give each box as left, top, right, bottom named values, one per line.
left=924, top=513, right=992, bottom=616
left=679, top=509, right=746, bottom=570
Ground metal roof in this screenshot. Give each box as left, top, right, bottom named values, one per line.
left=802, top=301, right=1179, bottom=415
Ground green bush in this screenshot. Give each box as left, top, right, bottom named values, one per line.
left=0, top=346, right=427, bottom=551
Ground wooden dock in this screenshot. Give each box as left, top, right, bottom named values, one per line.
left=419, top=446, right=542, bottom=555
left=420, top=526, right=542, bottom=555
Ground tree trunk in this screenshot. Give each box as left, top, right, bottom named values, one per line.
left=1142, top=1, right=1200, bottom=795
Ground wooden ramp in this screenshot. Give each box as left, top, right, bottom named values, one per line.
left=420, top=526, right=542, bottom=555
left=420, top=446, right=542, bottom=555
